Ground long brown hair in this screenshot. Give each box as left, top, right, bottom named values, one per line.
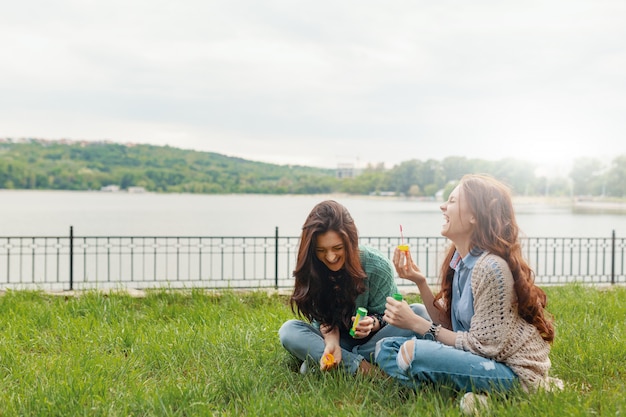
left=435, top=174, right=555, bottom=342
left=290, top=200, right=366, bottom=330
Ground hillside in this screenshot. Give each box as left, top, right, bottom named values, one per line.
left=0, top=139, right=337, bottom=194
left=2, top=138, right=623, bottom=198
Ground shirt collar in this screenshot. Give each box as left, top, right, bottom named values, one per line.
left=450, top=248, right=484, bottom=271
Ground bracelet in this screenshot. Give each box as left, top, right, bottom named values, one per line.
left=369, top=314, right=387, bottom=330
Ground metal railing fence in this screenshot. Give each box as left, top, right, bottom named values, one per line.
left=0, top=227, right=624, bottom=291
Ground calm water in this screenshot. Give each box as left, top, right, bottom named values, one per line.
left=0, top=190, right=624, bottom=238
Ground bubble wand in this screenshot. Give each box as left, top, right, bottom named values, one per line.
left=398, top=224, right=409, bottom=252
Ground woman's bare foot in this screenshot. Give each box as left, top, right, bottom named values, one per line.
left=358, top=360, right=374, bottom=375
left=357, top=360, right=389, bottom=380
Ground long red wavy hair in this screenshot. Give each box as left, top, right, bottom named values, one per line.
left=434, top=174, right=555, bottom=342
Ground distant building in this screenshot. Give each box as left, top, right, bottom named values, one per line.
left=336, top=163, right=356, bottom=179
left=127, top=186, right=146, bottom=193
left=435, top=189, right=445, bottom=201
left=100, top=185, right=120, bottom=192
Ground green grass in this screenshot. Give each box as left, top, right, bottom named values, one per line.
left=0, top=285, right=624, bottom=416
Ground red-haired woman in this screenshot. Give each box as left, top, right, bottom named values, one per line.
left=375, top=174, right=562, bottom=409
left=279, top=200, right=427, bottom=375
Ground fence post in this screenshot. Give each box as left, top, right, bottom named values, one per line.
left=275, top=227, right=279, bottom=289
left=69, top=226, right=74, bottom=291
left=611, top=229, right=615, bottom=285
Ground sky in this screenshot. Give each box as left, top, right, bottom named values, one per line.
left=1, top=1, right=625, bottom=175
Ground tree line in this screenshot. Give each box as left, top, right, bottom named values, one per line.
left=0, top=139, right=624, bottom=198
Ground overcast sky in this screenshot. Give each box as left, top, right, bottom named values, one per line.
left=1, top=1, right=625, bottom=174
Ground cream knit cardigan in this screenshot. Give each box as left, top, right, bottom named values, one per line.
left=453, top=252, right=561, bottom=391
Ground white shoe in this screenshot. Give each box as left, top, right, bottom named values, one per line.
left=299, top=361, right=308, bottom=374
left=299, top=360, right=322, bottom=374
left=459, top=392, right=488, bottom=415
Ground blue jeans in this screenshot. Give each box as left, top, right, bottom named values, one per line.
left=279, top=304, right=430, bottom=374
left=375, top=336, right=518, bottom=392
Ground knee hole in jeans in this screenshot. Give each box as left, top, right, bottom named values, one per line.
left=396, top=339, right=414, bottom=371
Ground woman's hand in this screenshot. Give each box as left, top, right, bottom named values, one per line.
left=351, top=314, right=376, bottom=339
left=383, top=296, right=425, bottom=333
left=393, top=248, right=427, bottom=285
left=320, top=325, right=342, bottom=371
left=320, top=342, right=341, bottom=371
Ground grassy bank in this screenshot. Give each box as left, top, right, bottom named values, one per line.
left=0, top=285, right=624, bottom=416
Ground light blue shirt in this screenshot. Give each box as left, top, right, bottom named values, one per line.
left=450, top=248, right=483, bottom=332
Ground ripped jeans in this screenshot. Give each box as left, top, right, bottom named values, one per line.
left=279, top=304, right=430, bottom=375
left=375, top=336, right=518, bottom=393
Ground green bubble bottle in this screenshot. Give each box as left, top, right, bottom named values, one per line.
left=349, top=307, right=368, bottom=337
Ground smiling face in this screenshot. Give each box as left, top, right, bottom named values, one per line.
left=440, top=183, right=475, bottom=254
left=315, top=230, right=346, bottom=272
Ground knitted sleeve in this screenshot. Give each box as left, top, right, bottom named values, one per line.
left=355, top=246, right=397, bottom=315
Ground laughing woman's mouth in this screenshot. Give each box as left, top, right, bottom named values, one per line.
left=325, top=259, right=343, bottom=270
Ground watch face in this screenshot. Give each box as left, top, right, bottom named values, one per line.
left=423, top=323, right=437, bottom=341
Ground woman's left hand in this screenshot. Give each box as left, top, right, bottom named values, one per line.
left=383, top=296, right=424, bottom=332
left=351, top=314, right=376, bottom=339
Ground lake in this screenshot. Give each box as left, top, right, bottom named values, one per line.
left=0, top=190, right=624, bottom=238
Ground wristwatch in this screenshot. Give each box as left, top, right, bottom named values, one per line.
left=423, top=323, right=441, bottom=341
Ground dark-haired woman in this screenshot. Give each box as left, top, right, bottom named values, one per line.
left=375, top=174, right=562, bottom=410
left=279, top=200, right=426, bottom=375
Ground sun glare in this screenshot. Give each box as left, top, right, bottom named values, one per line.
left=506, top=139, right=611, bottom=178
